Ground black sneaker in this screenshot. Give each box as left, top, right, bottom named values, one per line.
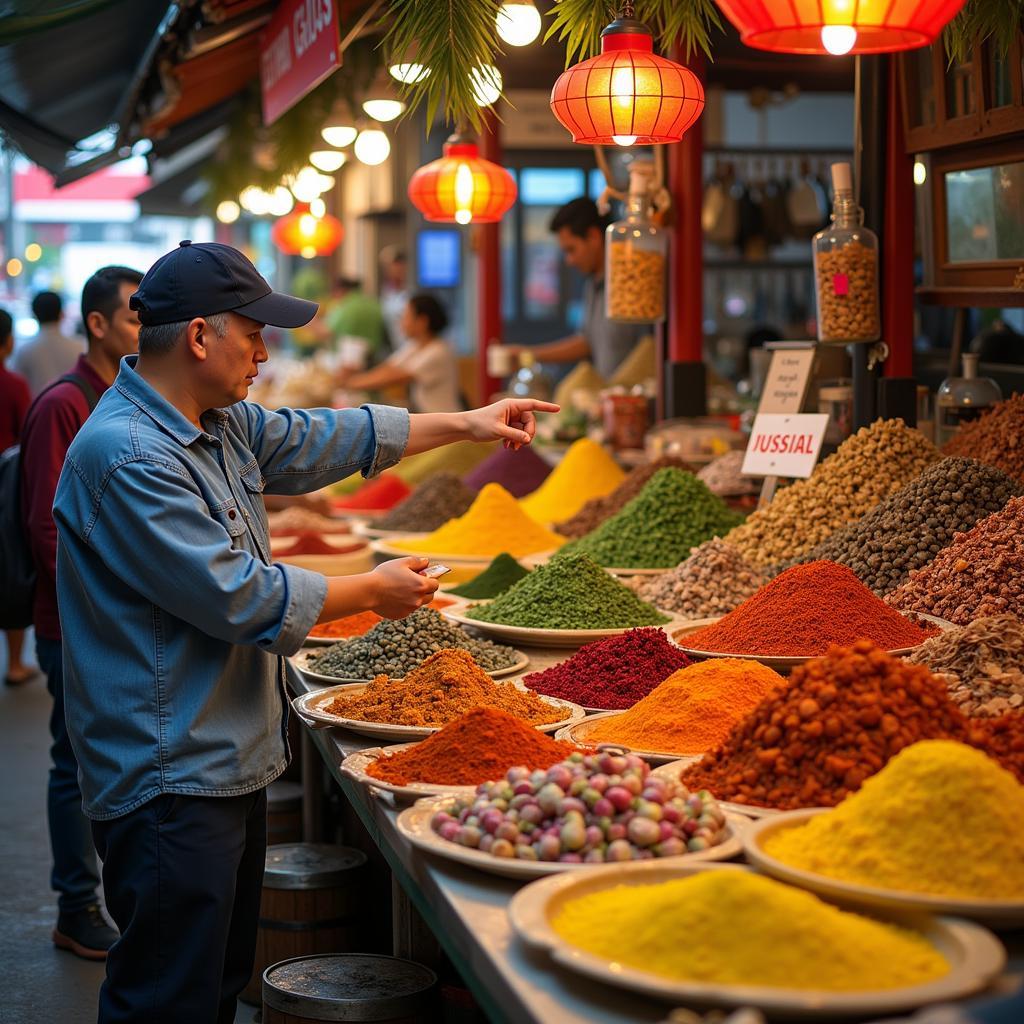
left=53, top=904, right=118, bottom=961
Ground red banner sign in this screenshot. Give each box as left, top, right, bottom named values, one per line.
left=260, top=0, right=341, bottom=126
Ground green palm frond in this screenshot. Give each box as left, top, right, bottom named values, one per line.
left=543, top=0, right=617, bottom=67
left=944, top=0, right=1024, bottom=66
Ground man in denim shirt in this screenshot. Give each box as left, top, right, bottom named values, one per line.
left=53, top=241, right=557, bottom=1024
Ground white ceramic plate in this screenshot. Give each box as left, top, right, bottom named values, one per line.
left=372, top=539, right=561, bottom=567
left=744, top=809, right=1024, bottom=928
left=442, top=607, right=684, bottom=650
left=290, top=645, right=529, bottom=684
left=672, top=614, right=954, bottom=672
left=554, top=713, right=705, bottom=766
left=508, top=860, right=1007, bottom=1016
left=650, top=761, right=780, bottom=819
left=603, top=565, right=672, bottom=577
left=339, top=743, right=482, bottom=803
left=396, top=796, right=746, bottom=880
left=291, top=686, right=585, bottom=740
left=302, top=596, right=468, bottom=647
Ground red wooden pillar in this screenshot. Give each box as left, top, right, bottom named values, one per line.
left=882, top=58, right=915, bottom=378
left=665, top=48, right=707, bottom=418
left=477, top=113, right=502, bottom=405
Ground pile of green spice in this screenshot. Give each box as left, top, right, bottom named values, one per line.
left=449, top=553, right=530, bottom=599
left=561, top=468, right=744, bottom=569
left=466, top=552, right=669, bottom=630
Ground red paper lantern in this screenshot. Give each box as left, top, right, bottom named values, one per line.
left=408, top=135, right=517, bottom=224
left=271, top=204, right=344, bottom=257
left=549, top=16, right=705, bottom=146
left=716, top=0, right=967, bottom=56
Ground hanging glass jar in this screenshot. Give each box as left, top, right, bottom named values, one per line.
left=935, top=353, right=1002, bottom=447
left=606, top=159, right=667, bottom=323
left=812, top=162, right=880, bottom=343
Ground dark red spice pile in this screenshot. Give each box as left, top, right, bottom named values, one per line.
left=522, top=628, right=691, bottom=710
left=332, top=473, right=411, bottom=511
left=683, top=561, right=936, bottom=657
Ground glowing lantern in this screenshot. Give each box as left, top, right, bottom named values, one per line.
left=408, top=134, right=517, bottom=225
left=549, top=7, right=704, bottom=146
left=271, top=204, right=344, bottom=257
left=715, top=0, right=967, bottom=55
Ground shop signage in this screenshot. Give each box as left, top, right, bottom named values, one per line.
left=758, top=347, right=816, bottom=415
left=742, top=413, right=829, bottom=479
left=260, top=0, right=341, bottom=126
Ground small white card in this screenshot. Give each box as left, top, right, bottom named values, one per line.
left=742, top=413, right=830, bottom=479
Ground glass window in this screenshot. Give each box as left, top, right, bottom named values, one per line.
left=987, top=43, right=1013, bottom=108
left=519, top=167, right=585, bottom=205
left=945, top=56, right=976, bottom=119
left=945, top=161, right=1024, bottom=262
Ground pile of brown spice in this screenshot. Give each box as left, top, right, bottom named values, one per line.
left=942, top=393, right=1024, bottom=484
left=365, top=707, right=579, bottom=786
left=681, top=640, right=996, bottom=809
left=907, top=614, right=1024, bottom=718
left=322, top=648, right=563, bottom=728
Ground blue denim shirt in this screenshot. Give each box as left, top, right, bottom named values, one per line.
left=53, top=356, right=409, bottom=820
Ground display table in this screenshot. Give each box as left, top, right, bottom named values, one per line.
left=288, top=668, right=1024, bottom=1024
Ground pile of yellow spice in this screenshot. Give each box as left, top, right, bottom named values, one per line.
left=391, top=483, right=565, bottom=559
left=763, top=740, right=1024, bottom=900
left=519, top=438, right=625, bottom=523
left=551, top=871, right=948, bottom=990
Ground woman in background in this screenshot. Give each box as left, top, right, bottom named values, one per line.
left=340, top=293, right=461, bottom=414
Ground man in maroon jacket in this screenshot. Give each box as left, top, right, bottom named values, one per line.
left=20, top=265, right=143, bottom=960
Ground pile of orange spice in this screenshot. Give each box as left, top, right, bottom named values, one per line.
left=587, top=659, right=785, bottom=755
left=366, top=707, right=579, bottom=786
left=310, top=598, right=454, bottom=639
left=322, top=648, right=563, bottom=728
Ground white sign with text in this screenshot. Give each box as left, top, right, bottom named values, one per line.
left=759, top=348, right=816, bottom=415
left=742, top=413, right=830, bottom=479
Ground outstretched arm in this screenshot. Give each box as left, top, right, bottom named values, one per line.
left=404, top=398, right=560, bottom=457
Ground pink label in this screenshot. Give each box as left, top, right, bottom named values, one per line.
left=832, top=273, right=849, bottom=296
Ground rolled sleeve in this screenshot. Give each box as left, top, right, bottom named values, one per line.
left=363, top=403, right=409, bottom=477
left=274, top=563, right=328, bottom=656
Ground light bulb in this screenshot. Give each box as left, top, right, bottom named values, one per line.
left=820, top=24, right=857, bottom=55
left=310, top=150, right=347, bottom=172
left=300, top=245, right=317, bottom=259
left=6, top=257, right=22, bottom=277
left=24, top=242, right=42, bottom=261
left=289, top=166, right=326, bottom=202
left=267, top=186, right=294, bottom=216
left=454, top=162, right=475, bottom=225
left=299, top=213, right=317, bottom=238
left=389, top=62, right=430, bottom=84
left=913, top=161, right=927, bottom=186
left=239, top=186, right=271, bottom=215
left=216, top=200, right=240, bottom=223
left=613, top=136, right=637, bottom=147
left=354, top=129, right=390, bottom=166
left=496, top=1, right=541, bottom=47
left=470, top=65, right=502, bottom=107
left=320, top=125, right=357, bottom=148
left=309, top=197, right=327, bottom=218
left=362, top=99, right=405, bottom=122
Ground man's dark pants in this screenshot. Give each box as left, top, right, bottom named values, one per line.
left=91, top=788, right=268, bottom=1023
left=36, top=636, right=101, bottom=913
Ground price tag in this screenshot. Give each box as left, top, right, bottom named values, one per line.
left=832, top=273, right=850, bottom=297
left=742, top=414, right=830, bottom=479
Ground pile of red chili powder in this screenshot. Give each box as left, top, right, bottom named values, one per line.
left=522, top=628, right=691, bottom=710
left=332, top=473, right=411, bottom=512
left=680, top=561, right=935, bottom=657
left=680, top=640, right=1024, bottom=809
left=365, top=707, right=579, bottom=786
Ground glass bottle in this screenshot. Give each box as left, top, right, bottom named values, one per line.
left=936, top=353, right=1002, bottom=446
left=606, top=160, right=667, bottom=323
left=812, top=162, right=880, bottom=343
left=509, top=350, right=553, bottom=401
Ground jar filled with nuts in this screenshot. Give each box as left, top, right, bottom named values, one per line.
left=812, top=162, right=880, bottom=344
left=606, top=160, right=667, bottom=323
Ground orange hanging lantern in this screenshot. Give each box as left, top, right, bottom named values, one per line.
left=271, top=204, right=344, bottom=258
left=716, top=0, right=967, bottom=56
left=408, top=134, right=517, bottom=225
left=549, top=4, right=705, bottom=146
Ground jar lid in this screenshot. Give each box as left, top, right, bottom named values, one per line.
left=263, top=843, right=367, bottom=890
left=263, top=954, right=437, bottom=1020
left=818, top=386, right=853, bottom=400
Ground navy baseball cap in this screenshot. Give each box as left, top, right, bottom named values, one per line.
left=130, top=240, right=318, bottom=328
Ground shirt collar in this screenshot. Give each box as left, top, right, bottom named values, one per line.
left=114, top=355, right=227, bottom=446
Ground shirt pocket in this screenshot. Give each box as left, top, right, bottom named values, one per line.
left=239, top=460, right=265, bottom=494
left=212, top=500, right=248, bottom=546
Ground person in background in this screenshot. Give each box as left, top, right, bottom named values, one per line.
left=0, top=306, right=36, bottom=687
left=312, top=276, right=387, bottom=365
left=21, top=265, right=143, bottom=961
left=379, top=245, right=408, bottom=351
left=11, top=290, right=85, bottom=396
left=52, top=241, right=555, bottom=1022
left=509, top=197, right=647, bottom=379
left=339, top=293, right=461, bottom=414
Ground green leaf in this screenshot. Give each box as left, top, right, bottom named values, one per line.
left=943, top=0, right=1024, bottom=66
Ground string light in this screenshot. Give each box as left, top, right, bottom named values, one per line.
left=389, top=63, right=430, bottom=84
left=496, top=1, right=541, bottom=47
left=310, top=150, right=347, bottom=172
left=216, top=200, right=240, bottom=223
left=320, top=125, right=357, bottom=148
left=354, top=130, right=391, bottom=166
left=24, top=243, right=42, bottom=262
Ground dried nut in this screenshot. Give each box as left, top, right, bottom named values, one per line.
left=814, top=238, right=880, bottom=342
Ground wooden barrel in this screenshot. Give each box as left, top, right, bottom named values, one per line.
left=262, top=954, right=437, bottom=1023
left=267, top=779, right=304, bottom=845
left=240, top=844, right=367, bottom=1006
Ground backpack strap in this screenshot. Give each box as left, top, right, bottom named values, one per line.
left=56, top=372, right=100, bottom=413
